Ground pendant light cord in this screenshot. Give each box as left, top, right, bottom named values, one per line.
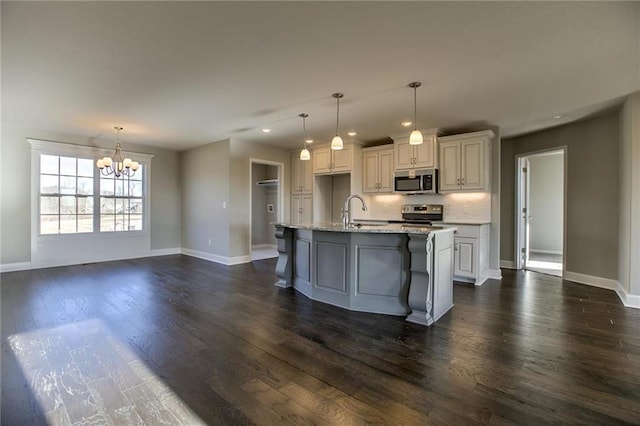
left=336, top=96, right=340, bottom=135
left=413, top=86, right=418, bottom=131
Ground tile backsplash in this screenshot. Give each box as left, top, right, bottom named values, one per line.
left=357, top=192, right=492, bottom=223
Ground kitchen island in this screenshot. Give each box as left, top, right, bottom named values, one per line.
left=274, top=223, right=455, bottom=326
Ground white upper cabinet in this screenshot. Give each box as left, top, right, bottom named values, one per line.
left=291, top=153, right=313, bottom=194
left=312, top=144, right=353, bottom=175
left=438, top=130, right=494, bottom=193
left=362, top=146, right=394, bottom=193
left=391, top=129, right=439, bottom=170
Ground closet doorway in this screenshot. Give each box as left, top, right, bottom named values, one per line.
left=249, top=159, right=283, bottom=261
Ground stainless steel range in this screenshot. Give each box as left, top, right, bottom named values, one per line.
left=399, top=204, right=443, bottom=224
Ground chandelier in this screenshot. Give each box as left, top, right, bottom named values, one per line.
left=96, top=126, right=139, bottom=178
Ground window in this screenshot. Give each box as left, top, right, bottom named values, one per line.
left=35, top=147, right=148, bottom=236
left=100, top=167, right=144, bottom=232
left=39, top=155, right=94, bottom=234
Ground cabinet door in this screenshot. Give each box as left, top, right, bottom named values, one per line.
left=439, top=142, right=461, bottom=192
left=291, top=196, right=302, bottom=225
left=413, top=135, right=436, bottom=169
left=291, top=155, right=302, bottom=194
left=301, top=195, right=313, bottom=223
left=301, top=157, right=313, bottom=193
left=394, top=141, right=413, bottom=170
left=454, top=237, right=477, bottom=278
left=461, top=140, right=485, bottom=190
left=362, top=152, right=380, bottom=193
left=378, top=149, right=394, bottom=192
left=332, top=145, right=352, bottom=173
left=313, top=147, right=331, bottom=174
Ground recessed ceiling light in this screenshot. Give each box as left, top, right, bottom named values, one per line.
left=347, top=131, right=357, bottom=136
left=552, top=115, right=564, bottom=120
left=401, top=121, right=413, bottom=127
left=305, top=138, right=314, bottom=144
left=261, top=128, right=271, bottom=133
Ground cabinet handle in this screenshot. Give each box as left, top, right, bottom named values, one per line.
left=457, top=178, right=460, bottom=185
left=461, top=178, right=465, bottom=186
left=455, top=243, right=459, bottom=251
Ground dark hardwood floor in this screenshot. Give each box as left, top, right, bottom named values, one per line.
left=2, top=255, right=640, bottom=425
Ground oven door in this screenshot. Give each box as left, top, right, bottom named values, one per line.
left=394, top=175, right=422, bottom=192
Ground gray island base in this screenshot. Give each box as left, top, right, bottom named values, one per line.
left=274, top=223, right=455, bottom=326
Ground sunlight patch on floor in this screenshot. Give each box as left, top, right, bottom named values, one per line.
left=8, top=318, right=206, bottom=425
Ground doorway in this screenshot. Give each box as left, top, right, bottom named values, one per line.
left=249, top=159, right=283, bottom=261
left=516, top=149, right=566, bottom=277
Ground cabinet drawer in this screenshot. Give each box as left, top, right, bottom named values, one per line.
left=452, top=225, right=480, bottom=239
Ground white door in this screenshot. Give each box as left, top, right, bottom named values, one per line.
left=518, top=157, right=531, bottom=269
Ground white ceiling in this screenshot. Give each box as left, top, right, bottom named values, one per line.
left=2, top=2, right=639, bottom=151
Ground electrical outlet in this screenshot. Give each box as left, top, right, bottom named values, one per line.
left=208, top=238, right=212, bottom=246
left=222, top=201, right=227, bottom=208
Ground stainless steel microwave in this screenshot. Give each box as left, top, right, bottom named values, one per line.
left=394, top=169, right=438, bottom=194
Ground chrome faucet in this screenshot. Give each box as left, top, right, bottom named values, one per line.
left=342, top=194, right=367, bottom=227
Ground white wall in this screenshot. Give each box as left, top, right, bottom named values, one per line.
left=0, top=127, right=182, bottom=266
left=181, top=139, right=231, bottom=257
left=529, top=153, right=564, bottom=254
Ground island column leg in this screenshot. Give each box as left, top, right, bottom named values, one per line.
left=274, top=225, right=293, bottom=288
left=406, top=233, right=435, bottom=326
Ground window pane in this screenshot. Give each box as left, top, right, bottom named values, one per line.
left=40, top=196, right=59, bottom=214
left=130, top=181, right=142, bottom=197
left=40, top=175, right=59, bottom=194
left=60, top=157, right=76, bottom=176
left=129, top=199, right=143, bottom=214
left=60, top=215, right=76, bottom=233
left=100, top=197, right=114, bottom=214
left=115, top=199, right=126, bottom=215
left=129, top=215, right=142, bottom=231
left=115, top=179, right=126, bottom=196
left=78, top=197, right=93, bottom=214
left=77, top=158, right=93, bottom=177
left=60, top=176, right=76, bottom=194
left=77, top=178, right=93, bottom=195
left=78, top=215, right=93, bottom=233
left=100, top=178, right=114, bottom=195
left=41, top=155, right=59, bottom=174
left=60, top=196, right=76, bottom=214
left=100, top=215, right=115, bottom=232
left=115, top=215, right=126, bottom=231
left=41, top=216, right=59, bottom=234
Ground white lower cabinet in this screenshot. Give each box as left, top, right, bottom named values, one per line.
left=441, top=223, right=490, bottom=285
left=291, top=195, right=312, bottom=225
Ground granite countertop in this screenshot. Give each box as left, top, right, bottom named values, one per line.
left=277, top=222, right=455, bottom=235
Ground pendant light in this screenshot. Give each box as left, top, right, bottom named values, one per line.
left=330, top=92, right=344, bottom=150
left=299, top=113, right=311, bottom=161
left=408, top=82, right=423, bottom=145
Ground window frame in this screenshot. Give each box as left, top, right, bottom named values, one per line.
left=29, top=138, right=154, bottom=242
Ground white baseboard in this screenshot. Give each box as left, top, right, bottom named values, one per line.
left=1, top=248, right=182, bottom=273
left=530, top=249, right=563, bottom=255
left=251, top=244, right=277, bottom=250
left=500, top=260, right=517, bottom=269
left=0, top=261, right=33, bottom=273
left=487, top=269, right=502, bottom=280
left=181, top=248, right=251, bottom=266
left=564, top=271, right=640, bottom=309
